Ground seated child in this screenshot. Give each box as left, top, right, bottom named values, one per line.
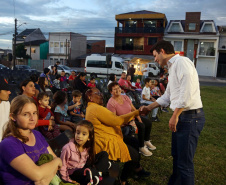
left=69, top=90, right=85, bottom=123
left=141, top=78, right=160, bottom=122
left=37, top=92, right=60, bottom=140
left=150, top=79, right=161, bottom=100
left=60, top=71, right=67, bottom=82
left=51, top=91, right=78, bottom=132
left=87, top=77, right=96, bottom=88
left=53, top=75, right=61, bottom=89
left=60, top=120, right=111, bottom=184
left=135, top=78, right=142, bottom=89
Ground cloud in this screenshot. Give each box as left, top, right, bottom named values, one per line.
left=0, top=0, right=226, bottom=49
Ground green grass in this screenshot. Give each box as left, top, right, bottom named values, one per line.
left=128, top=86, right=226, bottom=185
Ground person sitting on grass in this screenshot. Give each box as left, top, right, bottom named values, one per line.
left=141, top=78, right=160, bottom=122
left=68, top=90, right=85, bottom=123
left=87, top=77, right=96, bottom=88
left=0, top=95, right=62, bottom=185
left=37, top=92, right=61, bottom=140
left=60, top=120, right=111, bottom=185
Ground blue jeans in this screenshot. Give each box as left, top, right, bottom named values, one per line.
left=168, top=109, right=205, bottom=185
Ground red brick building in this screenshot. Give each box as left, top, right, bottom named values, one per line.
left=87, top=40, right=105, bottom=54
left=114, top=10, right=167, bottom=55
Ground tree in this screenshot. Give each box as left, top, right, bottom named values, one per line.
left=16, top=43, right=30, bottom=59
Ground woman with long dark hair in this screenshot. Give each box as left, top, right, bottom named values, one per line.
left=73, top=72, right=88, bottom=94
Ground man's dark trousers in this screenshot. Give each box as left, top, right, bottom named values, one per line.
left=168, top=109, right=205, bottom=185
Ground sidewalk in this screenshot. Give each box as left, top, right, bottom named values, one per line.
left=199, top=76, right=226, bottom=83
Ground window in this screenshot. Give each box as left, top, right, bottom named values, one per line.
left=189, top=23, right=196, bottom=31
left=148, top=37, right=158, bottom=45
left=50, top=42, right=54, bottom=47
left=87, top=60, right=112, bottom=68
left=169, top=22, right=183, bottom=32
left=202, top=23, right=214, bottom=32
left=60, top=42, right=64, bottom=47
left=144, top=21, right=156, bottom=28
left=149, top=64, right=157, bottom=69
left=125, top=21, right=137, bottom=28
left=174, top=41, right=183, bottom=51
left=31, top=48, right=36, bottom=53
left=115, top=62, right=124, bottom=69
left=199, top=42, right=215, bottom=56
left=54, top=42, right=59, bottom=47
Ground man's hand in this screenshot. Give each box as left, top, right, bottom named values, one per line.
left=169, top=115, right=178, bottom=132
left=139, top=106, right=150, bottom=116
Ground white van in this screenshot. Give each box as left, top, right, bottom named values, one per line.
left=85, top=54, right=125, bottom=78
left=145, top=62, right=160, bottom=76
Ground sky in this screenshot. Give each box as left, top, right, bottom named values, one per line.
left=0, top=0, right=226, bottom=49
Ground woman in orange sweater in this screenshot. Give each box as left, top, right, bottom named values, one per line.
left=85, top=88, right=150, bottom=185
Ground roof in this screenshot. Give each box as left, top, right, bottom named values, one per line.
left=18, top=29, right=36, bottom=36
left=165, top=20, right=218, bottom=34
left=117, top=10, right=162, bottom=15
left=87, top=40, right=105, bottom=44
left=116, top=10, right=166, bottom=20
left=24, top=40, right=48, bottom=46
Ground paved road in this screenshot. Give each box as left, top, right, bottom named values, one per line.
left=200, top=81, right=226, bottom=87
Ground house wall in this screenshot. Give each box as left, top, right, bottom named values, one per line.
left=196, top=57, right=216, bottom=76
left=87, top=40, right=105, bottom=54
left=25, top=46, right=40, bottom=60
left=71, top=34, right=86, bottom=60
left=219, top=35, right=226, bottom=48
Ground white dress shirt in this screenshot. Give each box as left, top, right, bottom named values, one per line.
left=156, top=54, right=203, bottom=111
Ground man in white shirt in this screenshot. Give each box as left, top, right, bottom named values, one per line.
left=0, top=78, right=11, bottom=141
left=141, top=40, right=205, bottom=185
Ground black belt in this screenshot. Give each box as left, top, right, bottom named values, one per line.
left=181, top=108, right=203, bottom=115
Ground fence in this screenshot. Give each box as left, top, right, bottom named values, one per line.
left=28, top=59, right=66, bottom=72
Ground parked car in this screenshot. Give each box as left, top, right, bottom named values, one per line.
left=13, top=65, right=37, bottom=72
left=48, top=65, right=76, bottom=78
left=0, top=64, right=9, bottom=70
left=85, top=54, right=125, bottom=78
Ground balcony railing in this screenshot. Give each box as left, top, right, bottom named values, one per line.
left=115, top=27, right=164, bottom=34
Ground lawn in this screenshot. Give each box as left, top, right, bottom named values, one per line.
left=128, top=86, right=226, bottom=185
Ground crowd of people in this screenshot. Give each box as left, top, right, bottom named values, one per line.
left=0, top=40, right=205, bottom=185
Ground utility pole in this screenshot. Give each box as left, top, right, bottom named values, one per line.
left=13, top=18, right=17, bottom=68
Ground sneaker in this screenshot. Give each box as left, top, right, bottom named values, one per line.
left=151, top=116, right=160, bottom=122
left=144, top=140, right=156, bottom=150
left=139, top=146, right=153, bottom=156
left=162, top=108, right=169, bottom=112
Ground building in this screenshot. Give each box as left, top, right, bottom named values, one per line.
left=87, top=40, right=105, bottom=54
left=217, top=26, right=226, bottom=77
left=24, top=40, right=48, bottom=60
left=164, top=12, right=219, bottom=77
left=114, top=10, right=167, bottom=55
left=48, top=32, right=86, bottom=64
left=15, top=28, right=47, bottom=60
